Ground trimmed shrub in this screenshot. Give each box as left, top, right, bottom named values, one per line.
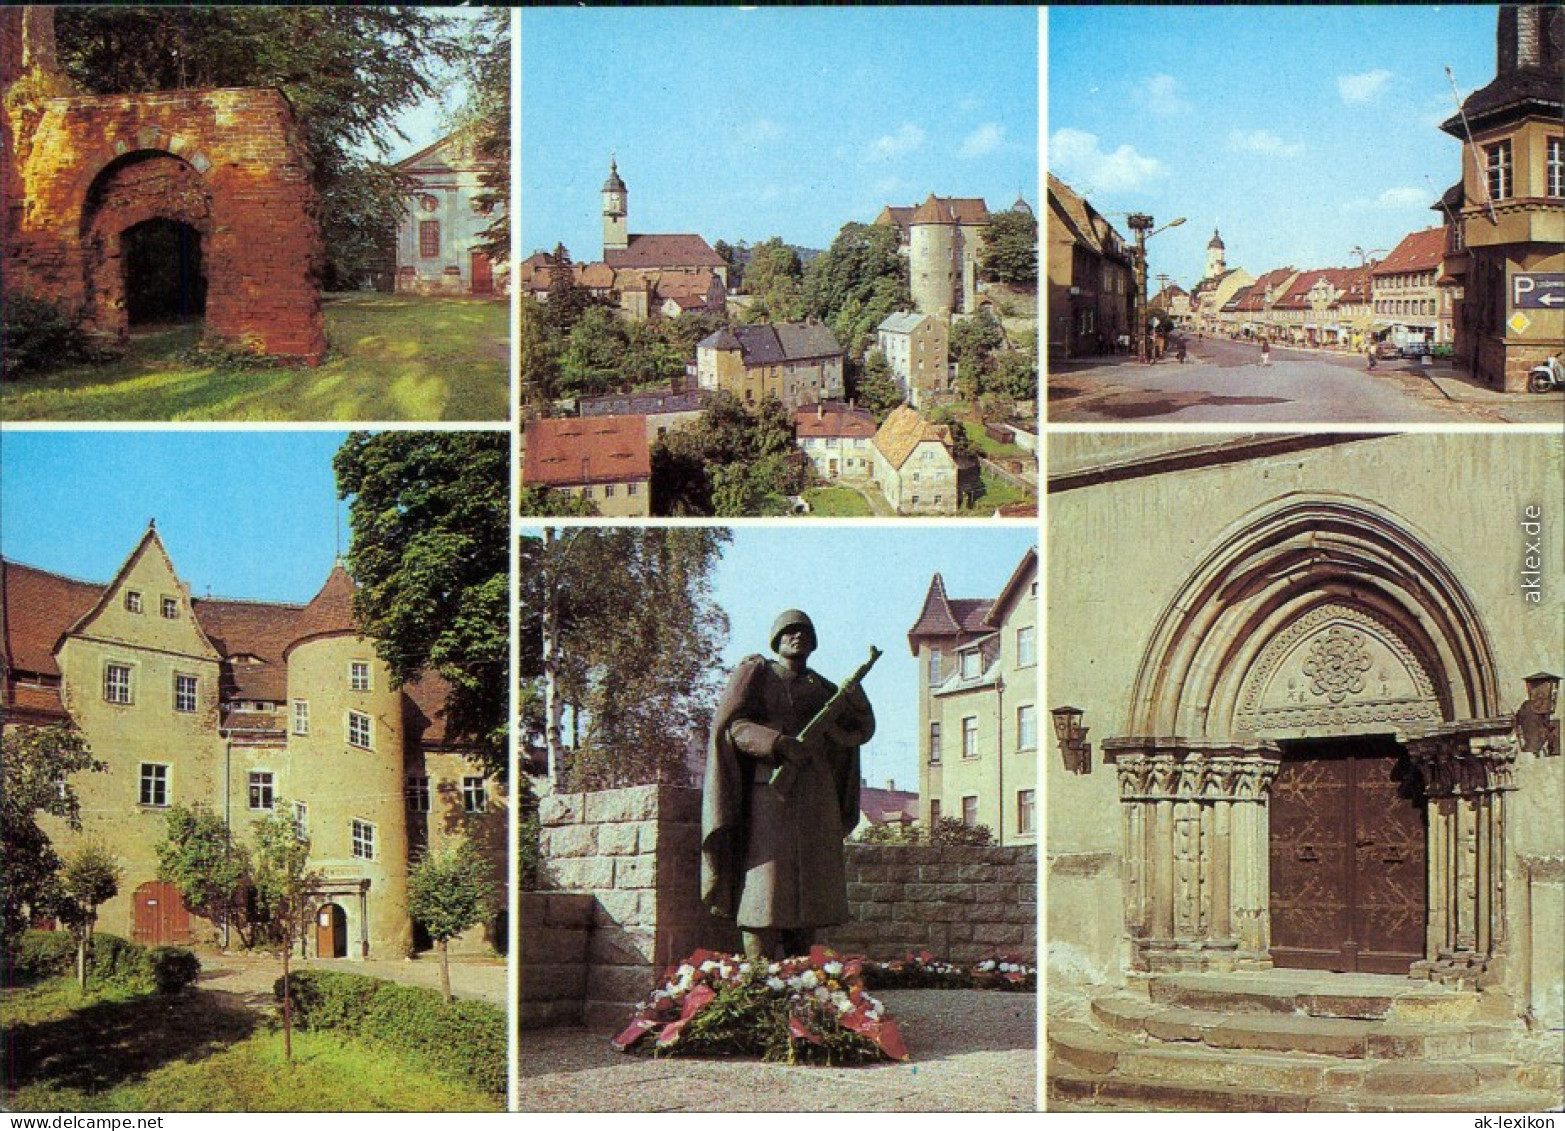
left=149, top=946, right=202, bottom=993
left=1, top=293, right=109, bottom=379
left=8, top=930, right=76, bottom=984
left=281, top=970, right=505, bottom=1095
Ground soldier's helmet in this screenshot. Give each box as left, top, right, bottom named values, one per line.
left=770, top=609, right=817, bottom=653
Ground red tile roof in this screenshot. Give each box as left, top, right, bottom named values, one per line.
left=795, top=402, right=877, bottom=440
left=0, top=559, right=101, bottom=677
left=605, top=234, right=725, bottom=270
left=287, top=564, right=358, bottom=651
left=522, top=416, right=652, bottom=488
left=1372, top=227, right=1446, bottom=277
left=906, top=572, right=995, bottom=654
left=860, top=785, right=919, bottom=827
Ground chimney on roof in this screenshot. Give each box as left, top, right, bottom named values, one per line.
left=1498, top=5, right=1561, bottom=73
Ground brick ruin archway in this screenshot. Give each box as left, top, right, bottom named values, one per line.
left=5, top=57, right=327, bottom=362
left=1105, top=495, right=1515, bottom=985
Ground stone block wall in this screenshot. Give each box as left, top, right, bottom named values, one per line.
left=524, top=784, right=1038, bottom=1030
left=826, top=842, right=1038, bottom=964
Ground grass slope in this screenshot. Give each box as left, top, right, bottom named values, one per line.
left=1, top=979, right=500, bottom=1112
left=0, top=295, right=508, bottom=423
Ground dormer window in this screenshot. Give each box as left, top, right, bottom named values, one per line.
left=124, top=591, right=143, bottom=614
left=161, top=596, right=179, bottom=619
left=960, top=649, right=981, bottom=680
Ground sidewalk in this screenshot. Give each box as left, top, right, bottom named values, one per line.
left=194, top=947, right=509, bottom=1009
left=515, top=988, right=1036, bottom=1112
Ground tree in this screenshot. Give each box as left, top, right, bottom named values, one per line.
left=980, top=210, right=1039, bottom=287
left=54, top=8, right=463, bottom=289
left=740, top=237, right=806, bottom=323
left=56, top=842, right=123, bottom=992
left=649, top=392, right=800, bottom=516
left=1, top=725, right=104, bottom=951
left=557, top=305, right=628, bottom=397
left=928, top=406, right=979, bottom=463
left=406, top=840, right=498, bottom=1001
left=335, top=431, right=510, bottom=776
left=249, top=804, right=321, bottom=1063
left=519, top=298, right=558, bottom=408
left=449, top=9, right=509, bottom=262
left=156, top=804, right=251, bottom=946
left=519, top=485, right=601, bottom=518
left=519, top=529, right=732, bottom=789
left=990, top=349, right=1038, bottom=404
left=803, top=222, right=910, bottom=357
left=852, top=349, right=906, bottom=423
left=543, top=244, right=592, bottom=333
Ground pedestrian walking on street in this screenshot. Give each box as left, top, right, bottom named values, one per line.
left=1176, top=338, right=1188, bottom=364
left=1260, top=338, right=1271, bottom=367
left=1367, top=344, right=1378, bottom=372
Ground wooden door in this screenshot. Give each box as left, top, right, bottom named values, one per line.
left=132, top=881, right=192, bottom=945
left=469, top=249, right=493, bottom=295
left=1269, top=738, right=1426, bottom=973
left=315, top=903, right=347, bottom=958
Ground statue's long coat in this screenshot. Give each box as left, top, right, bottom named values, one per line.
left=700, top=655, right=874, bottom=930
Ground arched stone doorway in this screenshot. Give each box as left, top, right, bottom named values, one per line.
left=1105, top=496, right=1515, bottom=986
left=315, top=902, right=348, bottom=959
left=122, top=217, right=207, bottom=326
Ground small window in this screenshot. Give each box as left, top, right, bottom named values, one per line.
left=351, top=819, right=376, bottom=860
left=174, top=673, right=198, bottom=713
left=1016, top=625, right=1036, bottom=667
left=928, top=647, right=941, bottom=684
left=292, top=700, right=310, bottom=736
left=104, top=663, right=133, bottom=705
left=1017, top=789, right=1037, bottom=836
left=930, top=798, right=942, bottom=825
left=139, top=763, right=169, bottom=807
left=603, top=483, right=616, bottom=498
left=419, top=219, right=441, bottom=258
left=406, top=776, right=430, bottom=813
left=124, top=591, right=143, bottom=613
left=161, top=596, right=179, bottom=619
left=1548, top=137, right=1563, bottom=199
left=962, top=716, right=979, bottom=759
left=928, top=721, right=942, bottom=764
left=463, top=776, right=487, bottom=814
left=294, top=801, right=309, bottom=840
left=1485, top=139, right=1512, bottom=202
left=350, top=662, right=371, bottom=692
left=1017, top=703, right=1037, bottom=752
left=960, top=650, right=981, bottom=679
left=348, top=711, right=372, bottom=749
left=249, top=771, right=274, bottom=811
left=961, top=795, right=979, bottom=827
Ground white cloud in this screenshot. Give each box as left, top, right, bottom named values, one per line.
left=960, top=123, right=1005, bottom=159
left=1049, top=128, right=1167, bottom=193
left=1226, top=129, right=1304, bottom=158
left=1337, top=69, right=1392, bottom=104
left=1134, top=73, right=1191, bottom=117
left=1345, top=186, right=1430, bottom=211
left=864, top=123, right=926, bottom=163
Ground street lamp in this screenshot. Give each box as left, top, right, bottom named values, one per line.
left=1350, top=246, right=1386, bottom=350
left=1129, top=215, right=1186, bottom=361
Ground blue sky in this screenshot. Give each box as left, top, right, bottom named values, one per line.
left=711, top=526, right=1037, bottom=798
left=1049, top=5, right=1495, bottom=288
left=0, top=432, right=349, bottom=604
left=375, top=7, right=490, bottom=164
left=521, top=7, right=1038, bottom=259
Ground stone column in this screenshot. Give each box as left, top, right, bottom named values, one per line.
left=1408, top=722, right=1517, bottom=987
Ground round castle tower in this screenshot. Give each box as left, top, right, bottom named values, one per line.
left=283, top=566, right=411, bottom=958
left=909, top=194, right=956, bottom=316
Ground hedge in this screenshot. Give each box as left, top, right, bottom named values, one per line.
left=5, top=930, right=199, bottom=994
left=278, top=970, right=505, bottom=1096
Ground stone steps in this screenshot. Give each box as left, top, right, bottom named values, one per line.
left=1048, top=973, right=1564, bottom=1113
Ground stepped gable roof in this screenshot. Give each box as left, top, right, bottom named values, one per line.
left=605, top=234, right=724, bottom=270
left=0, top=559, right=102, bottom=677
left=874, top=405, right=954, bottom=471
left=523, top=416, right=651, bottom=488
left=1372, top=227, right=1446, bottom=277
left=795, top=402, right=877, bottom=440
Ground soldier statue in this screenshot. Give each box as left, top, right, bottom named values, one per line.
left=700, top=609, right=877, bottom=962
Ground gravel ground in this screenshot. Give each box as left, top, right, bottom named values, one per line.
left=193, top=948, right=509, bottom=1009
left=516, top=989, right=1038, bottom=1112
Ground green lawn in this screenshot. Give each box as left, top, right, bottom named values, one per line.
left=1, top=979, right=501, bottom=1112
left=803, top=486, right=874, bottom=516
left=967, top=468, right=1033, bottom=514
left=0, top=294, right=508, bottom=422
left=963, top=420, right=1029, bottom=461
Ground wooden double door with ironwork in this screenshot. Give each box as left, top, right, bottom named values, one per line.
left=1268, top=737, right=1427, bottom=974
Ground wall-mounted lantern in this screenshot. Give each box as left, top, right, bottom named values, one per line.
left=1517, top=672, right=1561, bottom=757
left=1052, top=706, right=1092, bottom=774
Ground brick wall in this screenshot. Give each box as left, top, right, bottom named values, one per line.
left=525, top=785, right=1037, bottom=1029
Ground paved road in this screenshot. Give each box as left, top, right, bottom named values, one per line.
left=1049, top=339, right=1558, bottom=425
left=517, top=989, right=1036, bottom=1112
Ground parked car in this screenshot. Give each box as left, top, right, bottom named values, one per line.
left=1400, top=341, right=1432, bottom=358
left=1373, top=342, right=1401, bottom=360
